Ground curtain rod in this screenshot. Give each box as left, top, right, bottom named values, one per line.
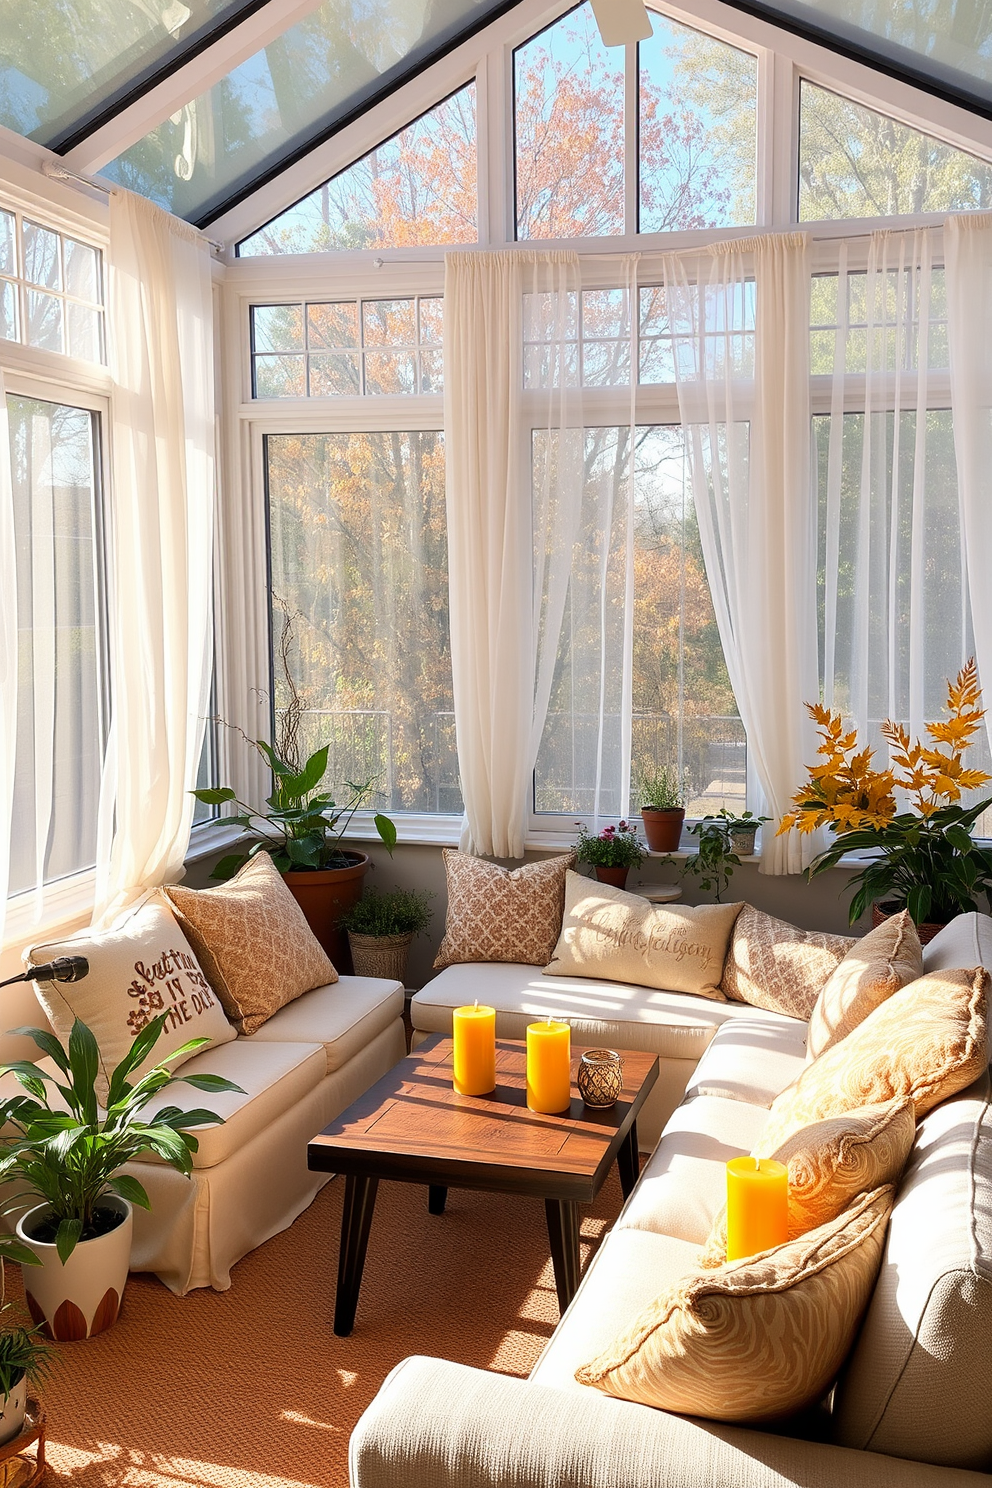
left=40, top=161, right=225, bottom=253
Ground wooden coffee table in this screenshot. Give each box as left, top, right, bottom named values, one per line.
left=308, top=1033, right=658, bottom=1335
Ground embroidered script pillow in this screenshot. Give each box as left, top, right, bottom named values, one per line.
left=25, top=899, right=236, bottom=1102
left=721, top=905, right=856, bottom=1019
left=806, top=910, right=923, bottom=1061
left=433, top=850, right=576, bottom=970
left=544, top=872, right=742, bottom=1000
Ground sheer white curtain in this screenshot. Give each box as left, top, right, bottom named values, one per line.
left=662, top=234, right=821, bottom=873
left=95, top=190, right=215, bottom=922
left=0, top=373, right=14, bottom=945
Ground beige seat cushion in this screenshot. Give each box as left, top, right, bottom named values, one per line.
left=833, top=1070, right=992, bottom=1470
left=721, top=905, right=855, bottom=1018
left=684, top=1017, right=808, bottom=1107
left=245, top=975, right=404, bottom=1073
left=807, top=911, right=923, bottom=1061
left=761, top=966, right=988, bottom=1153
left=433, top=850, right=575, bottom=970
left=576, top=1187, right=894, bottom=1422
left=164, top=853, right=337, bottom=1036
left=135, top=1038, right=326, bottom=1169
left=616, top=1095, right=771, bottom=1244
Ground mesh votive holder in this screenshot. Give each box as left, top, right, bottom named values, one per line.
left=577, top=1049, right=623, bottom=1108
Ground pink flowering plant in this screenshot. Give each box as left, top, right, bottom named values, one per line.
left=574, top=821, right=648, bottom=869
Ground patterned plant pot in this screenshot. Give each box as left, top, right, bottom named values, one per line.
left=640, top=809, right=685, bottom=853
left=0, top=1379, right=27, bottom=1447
left=347, top=931, right=415, bottom=985
left=729, top=827, right=758, bottom=856
left=284, top=853, right=370, bottom=972
left=594, top=865, right=630, bottom=890
left=872, top=900, right=947, bottom=946
left=17, top=1195, right=132, bottom=1341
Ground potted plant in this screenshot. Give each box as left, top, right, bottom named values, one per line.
left=341, top=888, right=435, bottom=986
left=0, top=1014, right=242, bottom=1341
left=0, top=1304, right=53, bottom=1446
left=636, top=764, right=690, bottom=852
left=781, top=658, right=992, bottom=938
left=574, top=822, right=648, bottom=891
left=193, top=739, right=397, bottom=968
left=682, top=815, right=741, bottom=902
left=720, top=810, right=769, bottom=857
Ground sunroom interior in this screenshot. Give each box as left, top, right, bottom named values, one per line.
left=2, top=0, right=992, bottom=1482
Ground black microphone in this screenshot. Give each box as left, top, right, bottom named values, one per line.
left=0, top=956, right=90, bottom=990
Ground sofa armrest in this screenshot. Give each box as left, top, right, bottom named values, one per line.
left=349, top=1356, right=992, bottom=1488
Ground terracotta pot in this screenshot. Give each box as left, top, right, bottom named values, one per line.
left=284, top=853, right=370, bottom=972
left=347, top=930, right=414, bottom=985
left=594, top=865, right=630, bottom=890
left=18, top=1195, right=132, bottom=1341
left=640, top=808, right=685, bottom=853
left=0, top=1379, right=27, bottom=1447
left=872, top=900, right=947, bottom=946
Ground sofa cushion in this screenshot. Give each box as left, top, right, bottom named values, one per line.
left=807, top=911, right=923, bottom=1061
left=433, top=850, right=575, bottom=970
left=833, top=1070, right=992, bottom=1470
left=164, top=853, right=337, bottom=1036
left=575, top=1187, right=894, bottom=1422
left=25, top=899, right=236, bottom=1103
left=923, top=910, right=992, bottom=980
left=545, top=873, right=742, bottom=1001
left=135, top=1038, right=326, bottom=1169
left=244, top=975, right=404, bottom=1073
left=761, top=966, right=988, bottom=1152
left=616, top=1095, right=770, bottom=1243
left=721, top=905, right=855, bottom=1018
left=684, top=1017, right=808, bottom=1107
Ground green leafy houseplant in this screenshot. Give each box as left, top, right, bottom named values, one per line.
left=574, top=822, right=648, bottom=870
left=340, top=888, right=434, bottom=938
left=193, top=739, right=397, bottom=882
left=0, top=1014, right=244, bottom=1264
left=0, top=1310, right=52, bottom=1400
left=683, top=815, right=739, bottom=902
left=636, top=764, right=690, bottom=811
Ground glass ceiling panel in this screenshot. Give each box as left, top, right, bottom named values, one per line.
left=0, top=0, right=263, bottom=148
left=100, top=0, right=501, bottom=224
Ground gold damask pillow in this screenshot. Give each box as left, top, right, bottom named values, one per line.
left=544, top=872, right=741, bottom=1000
left=164, top=852, right=337, bottom=1036
left=760, top=966, right=988, bottom=1154
left=433, top=850, right=576, bottom=970
left=699, top=1098, right=915, bottom=1268
left=806, top=911, right=923, bottom=1061
left=720, top=905, right=855, bottom=1019
left=576, top=1187, right=894, bottom=1422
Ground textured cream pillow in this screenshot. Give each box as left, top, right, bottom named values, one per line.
left=760, top=966, right=988, bottom=1155
left=26, top=899, right=237, bottom=1101
left=165, top=852, right=337, bottom=1036
left=433, top=850, right=576, bottom=970
left=699, top=1098, right=916, bottom=1268
left=544, top=873, right=741, bottom=1000
left=577, top=1186, right=894, bottom=1422
left=806, top=911, right=923, bottom=1061
left=720, top=905, right=855, bottom=1018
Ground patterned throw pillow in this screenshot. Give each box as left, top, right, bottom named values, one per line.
left=165, top=852, right=337, bottom=1036
left=806, top=911, right=923, bottom=1061
left=699, top=1097, right=916, bottom=1268
left=720, top=905, right=855, bottom=1019
left=576, top=1187, right=894, bottom=1422
left=433, top=850, right=576, bottom=970
left=544, top=872, right=742, bottom=1000
left=26, top=899, right=237, bottom=1102
left=759, top=966, right=988, bottom=1154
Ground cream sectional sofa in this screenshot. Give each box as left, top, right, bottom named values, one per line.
left=352, top=912, right=992, bottom=1487
left=0, top=971, right=407, bottom=1295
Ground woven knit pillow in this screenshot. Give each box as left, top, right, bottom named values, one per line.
left=165, top=851, right=337, bottom=1036
left=759, top=966, right=988, bottom=1155
left=720, top=905, right=856, bottom=1018
left=544, top=872, right=742, bottom=1000
left=433, top=850, right=575, bottom=970
left=576, top=1187, right=894, bottom=1422
left=26, top=899, right=236, bottom=1102
left=699, top=1097, right=916, bottom=1268
left=806, top=911, right=923, bottom=1061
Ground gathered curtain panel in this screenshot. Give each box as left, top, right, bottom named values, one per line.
left=0, top=372, right=14, bottom=945
left=94, top=189, right=215, bottom=924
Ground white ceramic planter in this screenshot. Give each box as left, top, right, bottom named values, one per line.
left=0, top=1378, right=28, bottom=1446
left=17, top=1195, right=132, bottom=1341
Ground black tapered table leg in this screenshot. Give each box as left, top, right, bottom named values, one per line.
left=428, top=1184, right=448, bottom=1214
left=544, top=1198, right=581, bottom=1313
left=617, top=1120, right=639, bottom=1200
left=334, top=1173, right=379, bottom=1336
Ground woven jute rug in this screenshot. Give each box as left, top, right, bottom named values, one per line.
left=30, top=1166, right=627, bottom=1488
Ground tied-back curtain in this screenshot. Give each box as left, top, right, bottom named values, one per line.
left=662, top=234, right=821, bottom=873
left=0, top=372, right=14, bottom=944
left=95, top=190, right=215, bottom=923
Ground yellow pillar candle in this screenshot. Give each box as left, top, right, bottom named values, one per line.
left=526, top=1020, right=572, bottom=1114
left=452, top=1003, right=496, bottom=1096
left=725, top=1157, right=789, bottom=1261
